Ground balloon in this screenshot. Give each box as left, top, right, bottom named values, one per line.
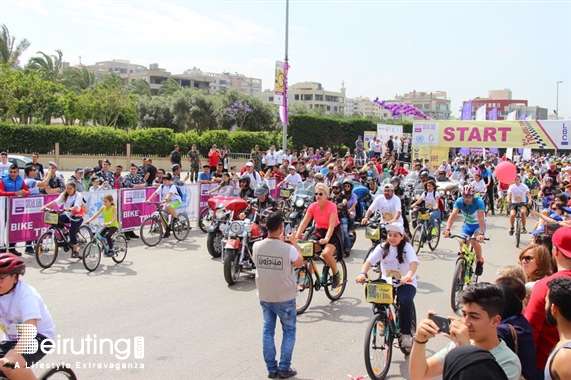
left=495, top=161, right=517, bottom=184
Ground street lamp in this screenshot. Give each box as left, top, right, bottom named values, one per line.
left=556, top=80, right=563, bottom=119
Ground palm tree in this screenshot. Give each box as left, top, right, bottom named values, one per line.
left=101, top=72, right=123, bottom=86
left=61, top=66, right=96, bottom=93
left=127, top=79, right=151, bottom=97
left=0, top=24, right=31, bottom=68
left=158, top=77, right=181, bottom=96
left=26, top=49, right=63, bottom=81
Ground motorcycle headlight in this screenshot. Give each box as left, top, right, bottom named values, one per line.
left=446, top=190, right=451, bottom=195
left=229, top=222, right=243, bottom=234
left=295, top=199, right=305, bottom=208
left=215, top=209, right=225, bottom=219
left=244, top=224, right=252, bottom=233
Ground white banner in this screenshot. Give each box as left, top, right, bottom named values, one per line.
left=377, top=123, right=404, bottom=144
left=83, top=189, right=118, bottom=225
left=0, top=197, right=5, bottom=248
left=181, top=184, right=200, bottom=220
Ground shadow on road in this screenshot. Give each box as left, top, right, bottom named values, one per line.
left=416, top=281, right=443, bottom=295
left=297, top=297, right=371, bottom=324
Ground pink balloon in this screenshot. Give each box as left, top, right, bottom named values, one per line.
left=495, top=161, right=517, bottom=184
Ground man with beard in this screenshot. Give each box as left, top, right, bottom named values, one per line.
left=544, top=277, right=571, bottom=380
left=524, top=228, right=571, bottom=378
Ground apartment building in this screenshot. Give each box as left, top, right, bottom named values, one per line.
left=344, top=96, right=390, bottom=118
left=184, top=68, right=262, bottom=94
left=386, top=90, right=451, bottom=119
left=257, top=82, right=344, bottom=115
left=461, top=89, right=548, bottom=120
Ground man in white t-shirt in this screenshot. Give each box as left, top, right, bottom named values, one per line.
left=361, top=183, right=403, bottom=225
left=277, top=166, right=302, bottom=189
left=437, top=160, right=451, bottom=175
left=508, top=174, right=532, bottom=235
left=265, top=146, right=279, bottom=167
left=369, top=139, right=377, bottom=159
left=409, top=283, right=522, bottom=380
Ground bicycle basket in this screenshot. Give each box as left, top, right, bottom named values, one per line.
left=365, top=226, right=381, bottom=240
left=418, top=212, right=430, bottom=221
left=43, top=211, right=59, bottom=225
left=280, top=189, right=291, bottom=198
left=298, top=241, right=314, bottom=258
left=365, top=282, right=394, bottom=304
left=531, top=189, right=540, bottom=197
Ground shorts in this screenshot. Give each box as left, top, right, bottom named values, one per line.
left=168, top=200, right=182, bottom=209
left=309, top=225, right=345, bottom=261
left=509, top=202, right=528, bottom=213
left=0, top=334, right=50, bottom=366
left=460, top=223, right=486, bottom=239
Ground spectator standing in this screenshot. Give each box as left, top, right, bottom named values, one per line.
left=355, top=135, right=364, bottom=152
left=137, top=157, right=147, bottom=177
left=252, top=213, right=303, bottom=379
left=95, top=159, right=114, bottom=188
left=82, top=167, right=94, bottom=190
left=113, top=165, right=124, bottom=190
left=42, top=162, right=64, bottom=195
left=523, top=227, right=571, bottom=377
left=198, top=165, right=213, bottom=184
left=69, top=167, right=86, bottom=193
left=30, top=153, right=45, bottom=180
left=0, top=164, right=30, bottom=255
left=170, top=145, right=182, bottom=169
left=221, top=144, right=231, bottom=172
left=171, top=164, right=189, bottom=186
left=187, top=145, right=201, bottom=183
left=387, top=135, right=394, bottom=155
left=544, top=277, right=571, bottom=380
left=208, top=144, right=221, bottom=168
left=122, top=164, right=146, bottom=189
left=251, top=145, right=263, bottom=172
left=0, top=152, right=11, bottom=177
left=144, top=158, right=157, bottom=186
left=369, top=138, right=377, bottom=159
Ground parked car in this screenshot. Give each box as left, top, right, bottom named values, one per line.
left=7, top=155, right=63, bottom=179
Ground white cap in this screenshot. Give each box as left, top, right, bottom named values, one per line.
left=245, top=162, right=254, bottom=167
left=383, top=184, right=394, bottom=191
left=289, top=165, right=296, bottom=170
left=385, top=222, right=404, bottom=235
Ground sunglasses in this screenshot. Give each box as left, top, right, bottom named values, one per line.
left=315, top=192, right=325, bottom=196
left=520, top=256, right=534, bottom=263
left=462, top=195, right=474, bottom=198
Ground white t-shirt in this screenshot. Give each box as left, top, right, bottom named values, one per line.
left=54, top=191, right=85, bottom=219
left=155, top=184, right=181, bottom=202
left=508, top=183, right=529, bottom=203
left=368, top=195, right=403, bottom=224
left=438, top=164, right=451, bottom=173
left=265, top=151, right=278, bottom=166
left=245, top=171, right=261, bottom=188
left=369, top=140, right=377, bottom=152
left=471, top=179, right=487, bottom=193
left=366, top=242, right=419, bottom=288
left=283, top=173, right=302, bottom=188
left=0, top=281, right=56, bottom=340
left=421, top=190, right=440, bottom=210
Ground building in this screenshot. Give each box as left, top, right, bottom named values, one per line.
left=385, top=90, right=451, bottom=119
left=88, top=59, right=147, bottom=75
left=184, top=68, right=262, bottom=95
left=257, top=81, right=345, bottom=115
left=461, top=89, right=548, bottom=120
left=344, top=96, right=390, bottom=118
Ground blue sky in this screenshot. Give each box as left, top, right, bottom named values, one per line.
left=2, top=0, right=570, bottom=118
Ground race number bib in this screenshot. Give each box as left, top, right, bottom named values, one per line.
left=425, top=203, right=433, bottom=209
left=515, top=196, right=522, bottom=202
left=386, top=269, right=402, bottom=280
left=382, top=212, right=393, bottom=221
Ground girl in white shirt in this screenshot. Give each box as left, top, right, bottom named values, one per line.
left=411, top=180, right=441, bottom=233
left=356, top=222, right=419, bottom=348
left=471, top=172, right=487, bottom=193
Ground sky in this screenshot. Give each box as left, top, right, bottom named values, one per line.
left=2, top=0, right=570, bottom=118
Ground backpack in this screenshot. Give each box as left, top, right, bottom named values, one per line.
left=426, top=190, right=445, bottom=215
left=161, top=184, right=186, bottom=203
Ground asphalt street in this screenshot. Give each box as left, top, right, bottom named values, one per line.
left=18, top=211, right=530, bottom=380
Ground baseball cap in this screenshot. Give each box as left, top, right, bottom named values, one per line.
left=552, top=227, right=571, bottom=258
left=171, top=164, right=181, bottom=171
left=48, top=161, right=58, bottom=169
left=245, top=162, right=254, bottom=167
left=74, top=167, right=84, bottom=173
left=288, top=165, right=296, bottom=171
left=383, top=184, right=394, bottom=191
left=385, top=222, right=404, bottom=235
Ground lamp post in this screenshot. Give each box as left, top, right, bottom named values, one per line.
left=556, top=80, right=563, bottom=119
left=281, top=0, right=290, bottom=152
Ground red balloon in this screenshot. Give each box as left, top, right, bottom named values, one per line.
left=495, top=161, right=517, bottom=184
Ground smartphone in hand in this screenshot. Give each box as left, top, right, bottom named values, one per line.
left=429, top=315, right=451, bottom=334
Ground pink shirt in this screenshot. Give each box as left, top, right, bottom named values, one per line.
left=307, top=201, right=340, bottom=229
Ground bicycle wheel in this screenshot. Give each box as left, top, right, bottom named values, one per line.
left=400, top=304, right=417, bottom=356
left=82, top=242, right=101, bottom=272
left=364, top=312, right=393, bottom=380
left=198, top=207, right=213, bottom=233
left=295, top=265, right=314, bottom=315
left=35, top=231, right=58, bottom=269
left=411, top=225, right=423, bottom=255
left=39, top=366, right=77, bottom=380
left=324, top=259, right=347, bottom=301
left=76, top=225, right=93, bottom=254
left=450, top=258, right=466, bottom=312
left=428, top=223, right=441, bottom=251
left=173, top=213, right=190, bottom=241
left=515, top=218, right=521, bottom=248
left=140, top=217, right=163, bottom=247
left=112, top=234, right=128, bottom=263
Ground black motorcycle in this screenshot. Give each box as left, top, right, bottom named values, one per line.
left=288, top=182, right=315, bottom=228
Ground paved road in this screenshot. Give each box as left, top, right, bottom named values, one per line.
left=20, top=213, right=529, bottom=379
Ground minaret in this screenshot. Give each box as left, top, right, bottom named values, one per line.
left=341, top=79, right=346, bottom=97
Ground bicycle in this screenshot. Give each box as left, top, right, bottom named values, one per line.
left=36, top=209, right=93, bottom=269
left=362, top=277, right=417, bottom=380
left=198, top=207, right=214, bottom=233
left=496, top=190, right=509, bottom=215
left=294, top=240, right=348, bottom=315
left=140, top=202, right=190, bottom=247
left=1, top=361, right=77, bottom=379
left=448, top=234, right=488, bottom=312
left=82, top=224, right=128, bottom=272
left=410, top=207, right=440, bottom=255
left=511, top=203, right=530, bottom=248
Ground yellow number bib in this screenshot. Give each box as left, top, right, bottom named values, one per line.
left=515, top=196, right=522, bottom=202
left=382, top=212, right=393, bottom=221
left=425, top=203, right=433, bottom=209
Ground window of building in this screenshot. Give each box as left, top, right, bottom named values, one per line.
left=334, top=106, right=338, bottom=111
left=269, top=96, right=274, bottom=102
left=424, top=104, right=431, bottom=109
left=294, top=94, right=299, bottom=100
left=315, top=95, right=323, bottom=101
left=327, top=106, right=331, bottom=111
left=303, top=94, right=313, bottom=101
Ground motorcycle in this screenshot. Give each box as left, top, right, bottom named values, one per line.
left=435, top=179, right=459, bottom=219
left=222, top=202, right=269, bottom=286
left=288, top=182, right=315, bottom=228
left=206, top=186, right=248, bottom=258
left=353, top=180, right=372, bottom=223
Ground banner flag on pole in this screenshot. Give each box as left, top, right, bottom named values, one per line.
left=506, top=110, right=518, bottom=120
left=462, top=101, right=473, bottom=120
left=273, top=61, right=285, bottom=106
left=475, top=105, right=486, bottom=120
left=488, top=107, right=498, bottom=120
left=519, top=112, right=527, bottom=120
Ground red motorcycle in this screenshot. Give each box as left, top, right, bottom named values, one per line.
left=222, top=202, right=269, bottom=285
left=204, top=186, right=249, bottom=258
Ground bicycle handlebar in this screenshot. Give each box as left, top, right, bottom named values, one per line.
left=447, top=234, right=490, bottom=242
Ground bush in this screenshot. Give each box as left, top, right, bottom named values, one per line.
left=197, top=130, right=230, bottom=153
left=130, top=128, right=175, bottom=157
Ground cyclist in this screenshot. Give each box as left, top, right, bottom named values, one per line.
left=238, top=175, right=254, bottom=200
left=392, top=176, right=411, bottom=235
left=84, top=194, right=119, bottom=256
left=40, top=181, right=86, bottom=258
left=411, top=180, right=441, bottom=235
left=443, top=184, right=486, bottom=276
left=0, top=254, right=56, bottom=380
left=331, top=181, right=351, bottom=257
left=277, top=166, right=303, bottom=189
left=508, top=174, right=533, bottom=235
left=355, top=222, right=419, bottom=348
left=145, top=173, right=183, bottom=238
left=361, top=183, right=403, bottom=226
left=523, top=170, right=541, bottom=198
left=239, top=183, right=278, bottom=220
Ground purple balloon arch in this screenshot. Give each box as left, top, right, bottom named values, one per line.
left=373, top=98, right=431, bottom=120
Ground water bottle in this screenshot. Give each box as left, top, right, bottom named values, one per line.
left=298, top=270, right=306, bottom=287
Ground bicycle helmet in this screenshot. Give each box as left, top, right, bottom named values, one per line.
left=388, top=170, right=395, bottom=177
left=419, top=170, right=429, bottom=178
left=342, top=178, right=354, bottom=191
left=332, top=180, right=343, bottom=189
left=545, top=177, right=554, bottom=183
left=390, top=176, right=401, bottom=186
left=238, top=175, right=251, bottom=187
left=254, top=183, right=269, bottom=197
left=0, top=254, right=25, bottom=275
left=461, top=184, right=475, bottom=196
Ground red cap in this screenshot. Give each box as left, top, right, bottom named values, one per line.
left=552, top=227, right=571, bottom=258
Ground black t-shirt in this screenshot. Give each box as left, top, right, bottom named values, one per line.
left=298, top=170, right=309, bottom=181
left=31, top=163, right=44, bottom=180
left=145, top=165, right=157, bottom=185
left=547, top=169, right=559, bottom=184
left=212, top=171, right=224, bottom=179
left=170, top=150, right=181, bottom=164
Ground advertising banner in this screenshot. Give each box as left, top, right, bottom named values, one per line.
left=413, top=120, right=570, bottom=149
left=363, top=130, right=376, bottom=151
left=83, top=189, right=118, bottom=226
left=267, top=178, right=278, bottom=199
left=120, top=188, right=157, bottom=230
left=377, top=124, right=403, bottom=145
left=199, top=184, right=219, bottom=214
left=0, top=198, right=6, bottom=247
left=8, top=194, right=59, bottom=243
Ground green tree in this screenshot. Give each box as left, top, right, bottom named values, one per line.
left=101, top=73, right=123, bottom=87
left=88, top=83, right=137, bottom=127
left=158, top=77, right=181, bottom=96
left=127, top=79, right=151, bottom=97
left=61, top=66, right=96, bottom=93
left=288, top=102, right=309, bottom=115
left=26, top=49, right=63, bottom=81
left=136, top=96, right=175, bottom=129
left=0, top=24, right=30, bottom=68
left=170, top=88, right=219, bottom=133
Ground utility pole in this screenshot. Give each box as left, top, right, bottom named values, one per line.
left=281, top=0, right=289, bottom=152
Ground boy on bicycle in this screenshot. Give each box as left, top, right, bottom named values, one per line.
left=0, top=254, right=56, bottom=380
left=146, top=173, right=183, bottom=238
left=443, top=185, right=486, bottom=275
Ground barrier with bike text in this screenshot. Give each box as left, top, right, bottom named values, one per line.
left=0, top=197, right=6, bottom=248
left=199, top=184, right=218, bottom=213
left=7, top=194, right=59, bottom=243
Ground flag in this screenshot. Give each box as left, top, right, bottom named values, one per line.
left=488, top=107, right=498, bottom=120
left=475, top=105, right=486, bottom=120
left=462, top=101, right=472, bottom=120
left=526, top=114, right=533, bottom=120
left=506, top=110, right=517, bottom=120
left=273, top=61, right=285, bottom=106
left=519, top=112, right=527, bottom=120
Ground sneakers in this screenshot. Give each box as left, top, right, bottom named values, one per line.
left=163, top=230, right=171, bottom=238
left=268, top=372, right=278, bottom=379
left=431, top=227, right=438, bottom=235
left=522, top=228, right=528, bottom=234
left=509, top=227, right=514, bottom=236
left=71, top=251, right=80, bottom=259
left=331, top=271, right=342, bottom=288
left=277, top=367, right=297, bottom=379
left=400, top=334, right=413, bottom=349
left=475, top=260, right=484, bottom=276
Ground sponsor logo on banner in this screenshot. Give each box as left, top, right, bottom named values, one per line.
left=11, top=197, right=45, bottom=215
left=563, top=123, right=568, bottom=146
left=123, top=189, right=146, bottom=204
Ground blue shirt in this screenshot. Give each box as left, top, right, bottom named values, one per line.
left=25, top=178, right=40, bottom=195
left=479, top=168, right=492, bottom=179
left=453, top=197, right=485, bottom=225
left=198, top=172, right=212, bottom=181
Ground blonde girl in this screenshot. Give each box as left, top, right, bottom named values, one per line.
left=85, top=195, right=119, bottom=255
